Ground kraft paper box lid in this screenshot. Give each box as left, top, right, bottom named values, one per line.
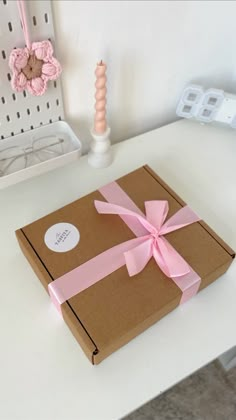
left=16, top=166, right=235, bottom=364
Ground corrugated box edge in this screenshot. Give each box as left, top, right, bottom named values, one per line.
left=16, top=229, right=98, bottom=364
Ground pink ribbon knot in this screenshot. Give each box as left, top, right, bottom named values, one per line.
left=48, top=184, right=202, bottom=313
left=94, top=200, right=201, bottom=279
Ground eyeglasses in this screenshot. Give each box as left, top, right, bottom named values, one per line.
left=0, top=136, right=65, bottom=177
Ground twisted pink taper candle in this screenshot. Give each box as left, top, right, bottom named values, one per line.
left=94, top=60, right=107, bottom=134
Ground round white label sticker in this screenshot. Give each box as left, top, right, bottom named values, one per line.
left=44, top=223, right=80, bottom=253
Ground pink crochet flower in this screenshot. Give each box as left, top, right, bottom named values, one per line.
left=9, top=40, right=61, bottom=96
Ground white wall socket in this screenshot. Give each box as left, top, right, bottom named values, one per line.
left=176, top=84, right=236, bottom=128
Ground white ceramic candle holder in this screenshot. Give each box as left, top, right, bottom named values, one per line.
left=88, top=127, right=112, bottom=168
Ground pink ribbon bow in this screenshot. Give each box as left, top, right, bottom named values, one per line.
left=94, top=200, right=200, bottom=279
left=48, top=182, right=202, bottom=314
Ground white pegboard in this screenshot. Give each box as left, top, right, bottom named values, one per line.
left=0, top=0, right=64, bottom=140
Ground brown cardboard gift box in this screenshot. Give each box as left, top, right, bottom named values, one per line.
left=16, top=166, right=235, bottom=364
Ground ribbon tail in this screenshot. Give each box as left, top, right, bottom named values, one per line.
left=154, top=236, right=190, bottom=278
left=160, top=206, right=201, bottom=235
left=124, top=238, right=153, bottom=276
left=48, top=236, right=148, bottom=313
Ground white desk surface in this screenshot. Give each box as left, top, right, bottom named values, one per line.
left=0, top=119, right=236, bottom=420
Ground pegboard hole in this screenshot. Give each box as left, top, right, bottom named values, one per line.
left=27, top=108, right=30, bottom=115
left=40, top=122, right=43, bottom=126
left=23, top=90, right=27, bottom=98
left=49, top=119, right=52, bottom=123
left=2, top=50, right=6, bottom=60
left=33, top=16, right=37, bottom=26
left=12, top=93, right=16, bottom=101
left=11, top=132, right=14, bottom=136
left=56, top=99, right=59, bottom=106
left=58, top=116, right=62, bottom=121
left=1, top=97, right=5, bottom=104
left=30, top=125, right=34, bottom=130
left=6, top=115, right=10, bottom=122
left=7, top=73, right=11, bottom=81
left=44, top=13, right=49, bottom=23
left=8, top=22, right=13, bottom=32
left=3, top=0, right=7, bottom=5
left=1, top=136, right=5, bottom=140
left=54, top=81, right=57, bottom=88
left=17, top=112, right=20, bottom=119
left=46, top=102, right=50, bottom=109
left=21, top=129, right=24, bottom=133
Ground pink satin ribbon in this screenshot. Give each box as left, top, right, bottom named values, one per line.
left=48, top=182, right=202, bottom=313
left=17, top=0, right=31, bottom=49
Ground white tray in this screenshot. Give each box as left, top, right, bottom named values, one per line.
left=0, top=121, right=82, bottom=189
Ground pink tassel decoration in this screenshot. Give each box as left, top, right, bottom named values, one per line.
left=9, top=0, right=61, bottom=96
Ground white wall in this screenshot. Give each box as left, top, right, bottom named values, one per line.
left=52, top=0, right=236, bottom=151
